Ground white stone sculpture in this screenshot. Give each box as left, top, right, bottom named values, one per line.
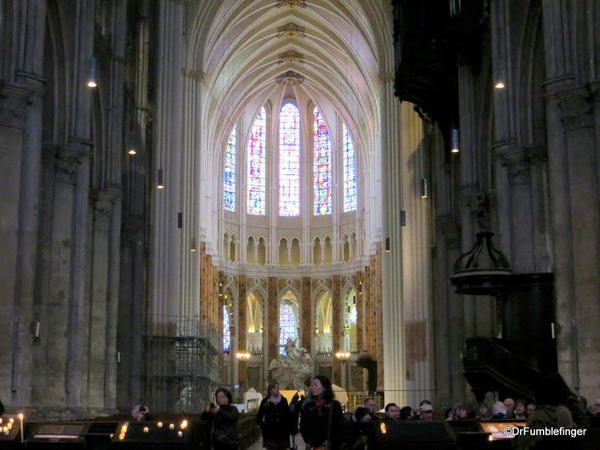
left=268, top=339, right=313, bottom=389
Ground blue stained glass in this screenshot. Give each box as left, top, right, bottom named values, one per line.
left=343, top=123, right=357, bottom=212
left=223, top=125, right=237, bottom=211
left=313, top=108, right=333, bottom=215
left=279, top=302, right=298, bottom=355
left=279, top=103, right=301, bottom=216
left=223, top=305, right=231, bottom=353
left=247, top=108, right=267, bottom=215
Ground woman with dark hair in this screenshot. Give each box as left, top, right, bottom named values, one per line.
left=257, top=382, right=292, bottom=449
left=201, top=388, right=240, bottom=450
left=297, top=375, right=345, bottom=450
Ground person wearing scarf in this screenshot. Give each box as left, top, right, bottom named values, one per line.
left=257, top=382, right=292, bottom=449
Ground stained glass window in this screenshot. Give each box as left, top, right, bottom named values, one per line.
left=247, top=107, right=267, bottom=215
left=279, top=103, right=301, bottom=216
left=223, top=125, right=237, bottom=211
left=223, top=305, right=231, bottom=353
left=313, top=107, right=333, bottom=215
left=343, top=123, right=357, bottom=211
left=279, top=301, right=298, bottom=355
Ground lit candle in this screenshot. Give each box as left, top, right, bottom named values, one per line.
left=177, top=431, right=183, bottom=437
left=157, top=422, right=163, bottom=428
left=18, top=414, right=24, bottom=443
left=143, top=427, right=149, bottom=433
left=180, top=419, right=188, bottom=429
left=169, top=423, right=175, bottom=430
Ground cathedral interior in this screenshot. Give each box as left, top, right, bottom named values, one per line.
left=1, top=0, right=599, bottom=437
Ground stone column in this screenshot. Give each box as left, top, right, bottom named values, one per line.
left=541, top=0, right=600, bottom=397
left=150, top=0, right=184, bottom=324
left=331, top=275, right=342, bottom=384
left=380, top=76, right=406, bottom=407
left=267, top=277, right=278, bottom=366
left=0, top=0, right=47, bottom=409
left=555, top=88, right=600, bottom=397
left=301, top=277, right=312, bottom=353
left=237, top=275, right=247, bottom=387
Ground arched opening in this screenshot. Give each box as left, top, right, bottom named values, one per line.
left=279, top=238, right=289, bottom=265
left=313, top=237, right=322, bottom=265
left=247, top=290, right=264, bottom=352
left=343, top=289, right=358, bottom=353
left=257, top=237, right=266, bottom=265
left=279, top=291, right=300, bottom=355
left=324, top=236, right=333, bottom=264
left=247, top=236, right=256, bottom=264
left=229, top=235, right=237, bottom=262
left=291, top=238, right=300, bottom=266
left=315, top=290, right=333, bottom=353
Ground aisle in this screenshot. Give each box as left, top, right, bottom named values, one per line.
left=246, top=435, right=306, bottom=450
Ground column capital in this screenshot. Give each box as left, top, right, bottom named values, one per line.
left=557, top=86, right=593, bottom=131
left=0, top=83, right=32, bottom=129
left=53, top=144, right=92, bottom=184
left=494, top=144, right=532, bottom=184
left=93, top=187, right=122, bottom=216
left=459, top=184, right=491, bottom=231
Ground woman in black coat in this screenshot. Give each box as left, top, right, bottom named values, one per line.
left=201, top=388, right=240, bottom=450
left=257, top=382, right=292, bottom=449
left=297, top=375, right=345, bottom=450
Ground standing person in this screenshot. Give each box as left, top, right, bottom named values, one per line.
left=298, top=375, right=345, bottom=450
left=257, top=383, right=292, bottom=449
left=201, top=388, right=240, bottom=450
left=131, top=404, right=152, bottom=421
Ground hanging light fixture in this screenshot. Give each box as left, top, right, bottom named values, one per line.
left=157, top=169, right=165, bottom=189
left=87, top=57, right=98, bottom=88
left=494, top=81, right=505, bottom=89
left=189, top=236, right=196, bottom=252
left=420, top=178, right=429, bottom=199
left=385, top=237, right=391, bottom=252
left=450, top=128, right=460, bottom=153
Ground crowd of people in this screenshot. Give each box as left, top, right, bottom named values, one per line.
left=125, top=370, right=600, bottom=450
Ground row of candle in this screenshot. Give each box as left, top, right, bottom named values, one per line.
left=118, top=419, right=188, bottom=440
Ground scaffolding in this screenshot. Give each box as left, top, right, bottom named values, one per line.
left=144, top=315, right=221, bottom=413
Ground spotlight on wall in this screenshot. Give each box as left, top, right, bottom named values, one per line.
left=420, top=178, right=429, bottom=199
left=385, top=237, right=391, bottom=252
left=450, top=128, right=460, bottom=153
left=494, top=81, right=505, bottom=89
left=157, top=168, right=165, bottom=189
left=87, top=57, right=98, bottom=88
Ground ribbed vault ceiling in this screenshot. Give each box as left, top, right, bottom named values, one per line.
left=193, top=0, right=389, bottom=158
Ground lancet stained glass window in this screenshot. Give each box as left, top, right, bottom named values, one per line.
left=279, top=301, right=298, bottom=354
left=223, top=305, right=231, bottom=353
left=279, top=103, right=301, bottom=216
left=223, top=125, right=237, bottom=211
left=313, top=107, right=333, bottom=215
left=247, top=107, right=267, bottom=215
left=343, top=123, right=357, bottom=211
